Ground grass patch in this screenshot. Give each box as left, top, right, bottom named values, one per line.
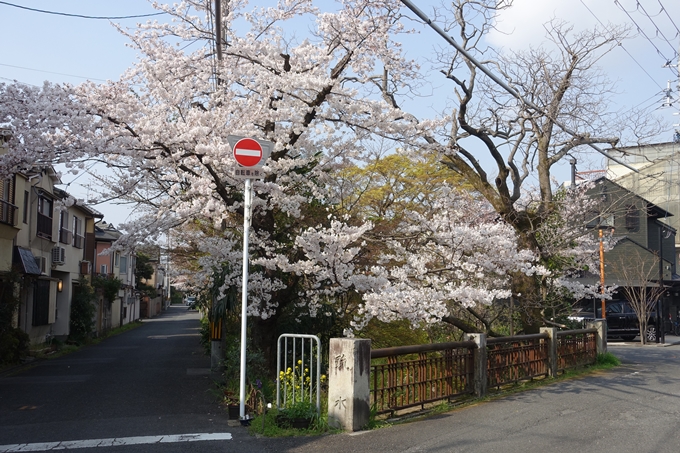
left=596, top=352, right=621, bottom=367
left=248, top=409, right=336, bottom=437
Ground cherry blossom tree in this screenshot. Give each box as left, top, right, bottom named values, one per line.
left=0, top=0, right=636, bottom=349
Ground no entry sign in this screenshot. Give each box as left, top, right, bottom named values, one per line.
left=232, top=138, right=263, bottom=167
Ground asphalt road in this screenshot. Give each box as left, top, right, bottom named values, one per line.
left=0, top=305, right=270, bottom=452
left=2, top=309, right=680, bottom=453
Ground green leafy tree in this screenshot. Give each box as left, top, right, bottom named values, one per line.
left=69, top=280, right=97, bottom=345
left=92, top=275, right=122, bottom=306
left=0, top=273, right=29, bottom=364
left=135, top=253, right=154, bottom=283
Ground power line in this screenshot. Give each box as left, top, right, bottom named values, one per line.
left=398, top=0, right=639, bottom=173
left=0, top=1, right=166, bottom=20
left=657, top=0, right=680, bottom=36
left=579, top=0, right=663, bottom=90
left=0, top=63, right=107, bottom=82
left=614, top=0, right=679, bottom=76
left=635, top=0, right=679, bottom=59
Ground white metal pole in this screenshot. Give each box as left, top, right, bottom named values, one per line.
left=239, top=178, right=252, bottom=419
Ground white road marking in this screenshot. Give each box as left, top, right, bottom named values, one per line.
left=0, top=433, right=232, bottom=452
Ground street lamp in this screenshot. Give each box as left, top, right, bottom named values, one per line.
left=595, top=214, right=615, bottom=320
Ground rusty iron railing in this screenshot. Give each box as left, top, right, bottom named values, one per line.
left=370, top=341, right=476, bottom=415
left=370, top=328, right=599, bottom=415
left=486, top=333, right=550, bottom=389
left=556, top=328, right=597, bottom=371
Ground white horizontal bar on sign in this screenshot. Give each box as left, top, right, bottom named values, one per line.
left=234, top=149, right=261, bottom=156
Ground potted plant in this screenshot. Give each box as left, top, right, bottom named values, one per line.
left=222, top=389, right=241, bottom=420
left=276, top=400, right=317, bottom=429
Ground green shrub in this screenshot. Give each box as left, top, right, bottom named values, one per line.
left=0, top=328, right=29, bottom=365
left=69, top=280, right=97, bottom=345
left=596, top=352, right=620, bottom=367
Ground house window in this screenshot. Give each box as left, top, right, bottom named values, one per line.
left=33, top=279, right=51, bottom=326
left=0, top=178, right=16, bottom=226
left=625, top=205, right=640, bottom=232
left=72, top=216, right=83, bottom=249
left=114, top=252, right=119, bottom=267
left=36, top=195, right=53, bottom=239
left=59, top=211, right=72, bottom=244
left=100, top=264, right=107, bottom=275
left=120, top=256, right=128, bottom=274
left=23, top=190, right=28, bottom=224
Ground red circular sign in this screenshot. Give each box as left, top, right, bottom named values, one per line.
left=233, top=138, right=263, bottom=167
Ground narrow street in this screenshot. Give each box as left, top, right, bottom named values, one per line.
left=0, top=306, right=268, bottom=452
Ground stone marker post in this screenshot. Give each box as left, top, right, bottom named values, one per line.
left=464, top=333, right=487, bottom=397
left=540, top=327, right=558, bottom=377
left=587, top=319, right=607, bottom=355
left=327, top=338, right=371, bottom=432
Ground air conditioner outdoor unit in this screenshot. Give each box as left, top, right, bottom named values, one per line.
left=52, top=246, right=66, bottom=265
left=80, top=260, right=91, bottom=275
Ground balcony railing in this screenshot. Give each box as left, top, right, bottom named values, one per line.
left=59, top=228, right=72, bottom=245
left=0, top=199, right=17, bottom=226
left=36, top=213, right=52, bottom=239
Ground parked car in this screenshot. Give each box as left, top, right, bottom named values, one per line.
left=184, top=296, right=196, bottom=308
left=568, top=300, right=665, bottom=342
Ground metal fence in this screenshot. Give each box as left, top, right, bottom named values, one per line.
left=370, top=328, right=599, bottom=416
left=556, top=328, right=598, bottom=372
left=370, top=341, right=476, bottom=415
left=487, top=333, right=550, bottom=389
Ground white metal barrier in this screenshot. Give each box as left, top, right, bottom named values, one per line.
left=276, top=334, right=321, bottom=414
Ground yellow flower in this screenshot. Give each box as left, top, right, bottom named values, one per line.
left=297, top=359, right=302, bottom=365
left=320, top=374, right=327, bottom=382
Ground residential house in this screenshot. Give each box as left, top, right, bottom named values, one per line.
left=606, top=142, right=680, bottom=266
left=7, top=162, right=104, bottom=344
left=576, top=176, right=678, bottom=322
left=50, top=188, right=103, bottom=340
left=135, top=245, right=167, bottom=318
left=94, top=221, right=139, bottom=332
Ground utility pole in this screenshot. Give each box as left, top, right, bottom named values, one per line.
left=215, top=0, right=222, bottom=62
left=210, top=0, right=224, bottom=373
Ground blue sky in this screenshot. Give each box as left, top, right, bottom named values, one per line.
left=1, top=0, right=679, bottom=222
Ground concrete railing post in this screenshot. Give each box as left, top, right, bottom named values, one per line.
left=327, top=338, right=371, bottom=432
left=587, top=319, right=607, bottom=355
left=540, top=327, right=558, bottom=377
left=464, top=333, right=487, bottom=397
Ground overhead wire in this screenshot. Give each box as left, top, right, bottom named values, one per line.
left=579, top=0, right=663, bottom=90
left=398, top=0, right=639, bottom=173
left=0, top=63, right=107, bottom=82
left=614, top=0, right=679, bottom=76
left=0, top=1, right=166, bottom=20
left=0, top=76, right=39, bottom=87
left=656, top=0, right=680, bottom=36
left=636, top=0, right=679, bottom=52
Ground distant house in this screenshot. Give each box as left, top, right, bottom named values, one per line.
left=0, top=128, right=102, bottom=343
left=1, top=125, right=144, bottom=345
left=607, top=142, right=680, bottom=268
left=574, top=176, right=678, bottom=323
left=94, top=221, right=139, bottom=331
